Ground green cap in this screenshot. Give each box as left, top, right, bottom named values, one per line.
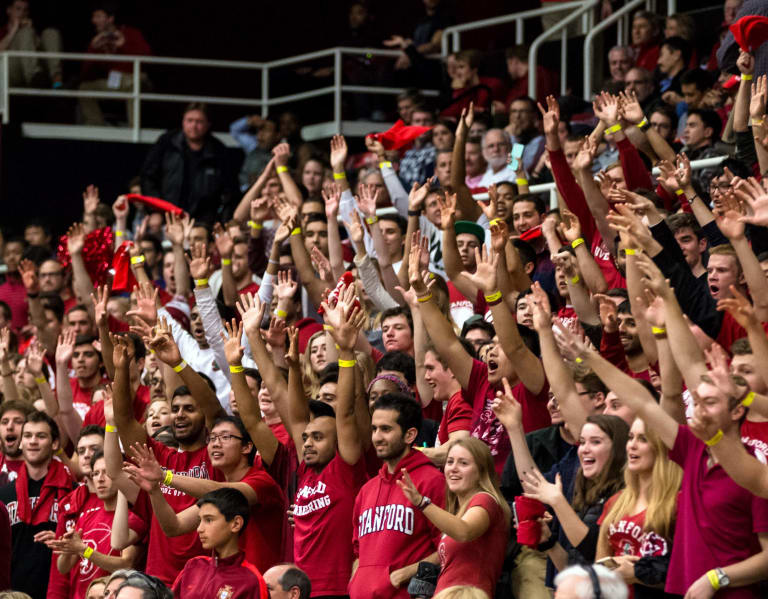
left=454, top=220, right=485, bottom=245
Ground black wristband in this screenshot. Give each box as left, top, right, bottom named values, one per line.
left=538, top=535, right=557, bottom=552
left=408, top=210, right=420, bottom=217
left=26, top=292, right=39, bottom=299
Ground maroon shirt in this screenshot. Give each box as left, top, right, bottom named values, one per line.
left=173, top=552, right=268, bottom=599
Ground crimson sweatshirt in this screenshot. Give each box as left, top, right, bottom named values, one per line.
left=172, top=551, right=268, bottom=599
left=350, top=449, right=446, bottom=599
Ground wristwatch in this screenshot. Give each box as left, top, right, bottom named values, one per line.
left=715, top=568, right=730, bottom=588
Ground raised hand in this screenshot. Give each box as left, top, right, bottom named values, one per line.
left=437, top=192, right=457, bottom=230
left=322, top=182, right=341, bottom=219
left=111, top=334, right=131, bottom=370
left=364, top=135, right=386, bottom=159
left=618, top=90, right=644, bottom=125
left=635, top=288, right=665, bottom=329
left=522, top=470, right=564, bottom=507
left=221, top=319, right=245, bottom=365
left=284, top=326, right=300, bottom=367
left=18, top=259, right=39, bottom=294
left=395, top=468, right=423, bottom=507
left=634, top=252, right=674, bottom=299
left=146, top=318, right=182, bottom=367
left=674, top=153, right=692, bottom=188
left=213, top=222, right=234, bottom=259
left=55, top=328, right=77, bottom=366
left=310, top=246, right=333, bottom=283
left=491, top=377, right=523, bottom=429
left=595, top=295, right=619, bottom=333
left=479, top=184, right=499, bottom=221
left=113, top=195, right=129, bottom=221
left=717, top=285, right=758, bottom=329
left=264, top=317, right=287, bottom=349
left=164, top=211, right=185, bottom=247
left=83, top=184, right=100, bottom=215
left=0, top=328, right=10, bottom=364
left=552, top=318, right=591, bottom=361
left=186, top=242, right=213, bottom=280
left=236, top=293, right=266, bottom=336
left=343, top=210, right=365, bottom=246
left=91, top=284, right=110, bottom=328
left=323, top=285, right=366, bottom=351
left=537, top=95, right=560, bottom=136
left=557, top=208, right=582, bottom=243
left=572, top=137, right=597, bottom=172
left=733, top=177, right=768, bottom=226
left=489, top=220, right=510, bottom=254
left=737, top=49, right=756, bottom=76
left=330, top=135, right=348, bottom=172
left=714, top=192, right=746, bottom=240
left=274, top=211, right=298, bottom=245
left=250, top=195, right=272, bottom=222
left=593, top=91, right=619, bottom=124
left=125, top=282, right=158, bottom=327
left=275, top=269, right=298, bottom=301
left=408, top=240, right=429, bottom=295
left=272, top=142, right=291, bottom=167
left=102, top=384, right=115, bottom=425
left=750, top=74, right=767, bottom=120
left=356, top=184, right=380, bottom=217
left=123, top=443, right=164, bottom=491
left=606, top=203, right=652, bottom=250
left=67, top=223, right=86, bottom=255
left=608, top=187, right=656, bottom=217
left=459, top=245, right=498, bottom=293
left=25, top=341, right=46, bottom=377
left=552, top=251, right=578, bottom=279
left=530, top=281, right=552, bottom=332
left=274, top=194, right=299, bottom=225
left=408, top=177, right=434, bottom=213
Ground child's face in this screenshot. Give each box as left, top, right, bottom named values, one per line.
left=197, top=503, right=240, bottom=550
left=454, top=59, right=476, bottom=84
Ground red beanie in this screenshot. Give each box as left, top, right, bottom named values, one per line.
left=294, top=317, right=324, bottom=354
left=730, top=15, right=768, bottom=53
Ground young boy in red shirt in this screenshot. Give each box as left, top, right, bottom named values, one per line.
left=172, top=488, right=268, bottom=599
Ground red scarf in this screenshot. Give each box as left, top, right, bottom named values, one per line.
left=15, top=459, right=72, bottom=525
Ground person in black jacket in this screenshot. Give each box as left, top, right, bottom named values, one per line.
left=140, top=102, right=238, bottom=224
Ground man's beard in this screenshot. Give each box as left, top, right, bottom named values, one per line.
left=487, top=156, right=507, bottom=170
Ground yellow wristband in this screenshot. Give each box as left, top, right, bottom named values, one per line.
left=55, top=448, right=64, bottom=456
left=754, top=118, right=765, bottom=126
left=636, top=117, right=649, bottom=128
left=675, top=188, right=684, bottom=196
left=163, top=469, right=174, bottom=486
left=605, top=123, right=622, bottom=134
left=379, top=161, right=392, bottom=169
left=276, top=165, right=288, bottom=174
left=82, top=547, right=94, bottom=560
left=417, top=293, right=433, bottom=303
left=742, top=74, right=753, bottom=81
left=275, top=309, right=287, bottom=319
left=365, top=216, right=379, bottom=225
left=130, top=256, right=145, bottom=265
left=247, top=220, right=263, bottom=230
left=651, top=326, right=666, bottom=335
left=229, top=365, right=244, bottom=374
left=333, top=172, right=346, bottom=180
left=570, top=275, right=580, bottom=284
left=706, top=569, right=721, bottom=591
left=705, top=430, right=724, bottom=447
left=489, top=218, right=502, bottom=227
left=105, top=424, right=117, bottom=433
left=172, top=360, right=187, bottom=373
left=571, top=238, right=585, bottom=249
left=338, top=358, right=357, bottom=368
left=115, top=230, right=124, bottom=237
left=291, top=227, right=302, bottom=236
left=743, top=391, right=756, bottom=407
left=485, top=290, right=503, bottom=303
left=624, top=248, right=637, bottom=255
left=221, top=258, right=232, bottom=266
left=323, top=325, right=334, bottom=331
left=35, top=376, right=47, bottom=384
left=516, top=178, right=528, bottom=186
left=195, top=278, right=209, bottom=287
left=574, top=357, right=583, bottom=363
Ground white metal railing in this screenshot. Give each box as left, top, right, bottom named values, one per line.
left=0, top=47, right=439, bottom=141
left=530, top=155, right=727, bottom=208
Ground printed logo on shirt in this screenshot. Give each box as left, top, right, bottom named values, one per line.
left=294, top=481, right=331, bottom=517
left=358, top=504, right=415, bottom=538
left=593, top=242, right=612, bottom=262
left=162, top=463, right=211, bottom=497
left=4, top=498, right=59, bottom=526
left=741, top=436, right=768, bottom=465
left=216, top=584, right=234, bottom=599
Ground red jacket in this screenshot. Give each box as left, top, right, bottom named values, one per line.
left=172, top=552, right=268, bottom=599
left=350, top=449, right=446, bottom=599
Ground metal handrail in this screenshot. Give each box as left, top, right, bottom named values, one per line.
left=529, top=0, right=600, bottom=99
left=440, top=1, right=589, bottom=55
left=582, top=0, right=647, bottom=100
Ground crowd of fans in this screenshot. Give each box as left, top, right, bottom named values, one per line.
left=5, top=0, right=768, bottom=598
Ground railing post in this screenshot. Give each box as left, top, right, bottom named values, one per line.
left=132, top=58, right=140, bottom=142
left=560, top=28, right=567, bottom=95
left=334, top=48, right=341, bottom=134
left=1, top=53, right=8, bottom=124
left=452, top=31, right=459, bottom=53
left=261, top=66, right=269, bottom=118
left=516, top=19, right=523, bottom=45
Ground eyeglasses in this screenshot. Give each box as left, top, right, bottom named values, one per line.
left=709, top=182, right=731, bottom=192
left=485, top=142, right=510, bottom=150
left=206, top=433, right=243, bottom=444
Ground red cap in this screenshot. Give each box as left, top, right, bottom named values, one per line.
left=294, top=317, right=323, bottom=354
left=730, top=15, right=768, bottom=53
left=366, top=119, right=433, bottom=151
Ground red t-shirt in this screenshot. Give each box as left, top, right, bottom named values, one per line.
left=66, top=377, right=110, bottom=422
left=293, top=452, right=367, bottom=596
left=666, top=426, right=768, bottom=597
left=267, top=421, right=291, bottom=448
left=434, top=493, right=509, bottom=597
left=0, top=275, right=28, bottom=332
left=466, top=359, right=551, bottom=475
left=741, top=420, right=768, bottom=464
left=0, top=453, right=23, bottom=485
left=83, top=385, right=151, bottom=427
left=436, top=391, right=473, bottom=446
left=239, top=464, right=286, bottom=573
left=70, top=502, right=147, bottom=599
left=598, top=492, right=673, bottom=559
left=144, top=438, right=221, bottom=584
left=556, top=305, right=579, bottom=331
left=239, top=282, right=260, bottom=296
left=265, top=441, right=298, bottom=563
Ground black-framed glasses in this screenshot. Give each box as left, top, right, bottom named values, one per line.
left=206, top=433, right=243, bottom=444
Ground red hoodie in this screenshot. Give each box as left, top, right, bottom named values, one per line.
left=350, top=449, right=446, bottom=599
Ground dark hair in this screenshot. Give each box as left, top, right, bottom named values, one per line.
left=661, top=36, right=692, bottom=70
left=68, top=303, right=91, bottom=318
left=380, top=306, right=413, bottom=334
left=197, top=487, right=250, bottom=532
left=138, top=234, right=163, bottom=256
left=184, top=102, right=209, bottom=120
left=308, top=399, right=336, bottom=419
left=378, top=213, right=408, bottom=236
left=732, top=338, right=751, bottom=355
left=573, top=371, right=608, bottom=396
left=455, top=48, right=482, bottom=70
left=426, top=337, right=477, bottom=366
left=94, top=1, right=120, bottom=18
left=758, top=251, right=768, bottom=263
left=278, top=566, right=312, bottom=599
left=0, top=300, right=11, bottom=323
left=243, top=367, right=262, bottom=388
left=318, top=363, right=340, bottom=387
left=24, top=410, right=60, bottom=443
left=687, top=108, right=722, bottom=142
left=667, top=212, right=703, bottom=239
left=505, top=44, right=530, bottom=62
left=633, top=10, right=661, bottom=37
left=114, top=331, right=147, bottom=360
left=77, top=424, right=105, bottom=443
left=190, top=222, right=213, bottom=242
left=305, top=213, right=328, bottom=226
left=511, top=238, right=536, bottom=267
left=680, top=68, right=712, bottom=92
left=23, top=245, right=51, bottom=265
left=41, top=292, right=65, bottom=322
left=90, top=449, right=106, bottom=468
left=649, top=102, right=678, bottom=131
left=512, top=193, right=547, bottom=215
left=196, top=371, right=217, bottom=393
left=171, top=385, right=193, bottom=401
left=396, top=89, right=425, bottom=105
left=0, top=399, right=33, bottom=420
left=714, top=158, right=751, bottom=180
left=115, top=572, right=173, bottom=599
left=376, top=351, right=416, bottom=385
left=572, top=414, right=629, bottom=512
left=461, top=317, right=495, bottom=340
left=372, top=392, right=422, bottom=438
left=617, top=300, right=633, bottom=315
left=604, top=287, right=629, bottom=302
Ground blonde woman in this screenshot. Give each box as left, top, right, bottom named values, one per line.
left=596, top=417, right=682, bottom=598
left=398, top=438, right=510, bottom=597
left=301, top=330, right=327, bottom=397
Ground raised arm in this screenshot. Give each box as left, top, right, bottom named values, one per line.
left=102, top=388, right=139, bottom=502
left=67, top=223, right=96, bottom=311
left=557, top=209, right=608, bottom=296
left=18, top=260, right=57, bottom=354
left=282, top=327, right=310, bottom=453
left=273, top=143, right=303, bottom=206
left=440, top=192, right=479, bottom=301
left=233, top=157, right=276, bottom=222
left=53, top=329, right=83, bottom=443
left=323, top=183, right=346, bottom=281
left=449, top=104, right=482, bottom=221
left=165, top=212, right=191, bottom=298
left=112, top=335, right=148, bottom=449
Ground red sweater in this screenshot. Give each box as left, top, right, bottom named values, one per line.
left=81, top=25, right=151, bottom=80
left=172, top=552, right=268, bottom=599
